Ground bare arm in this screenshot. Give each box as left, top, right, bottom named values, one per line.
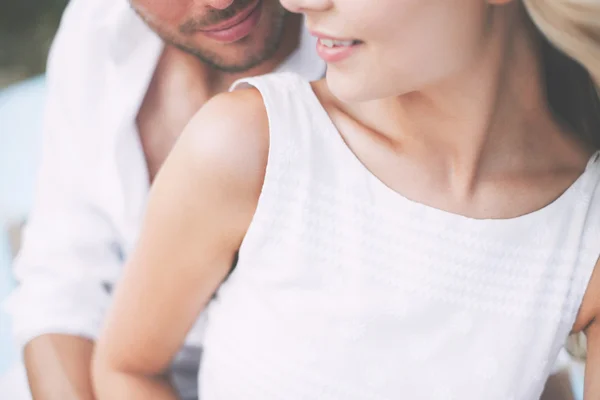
left=24, top=335, right=95, bottom=400
left=585, top=320, right=600, bottom=399
left=576, top=257, right=600, bottom=399
left=91, top=89, right=269, bottom=400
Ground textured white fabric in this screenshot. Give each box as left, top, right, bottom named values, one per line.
left=199, top=73, right=600, bottom=400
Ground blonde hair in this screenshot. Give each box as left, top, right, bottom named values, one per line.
left=523, top=0, right=600, bottom=148
left=522, top=0, right=600, bottom=361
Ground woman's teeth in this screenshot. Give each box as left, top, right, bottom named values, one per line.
left=319, top=38, right=358, bottom=48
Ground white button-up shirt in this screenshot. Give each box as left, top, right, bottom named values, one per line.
left=5, top=0, right=324, bottom=397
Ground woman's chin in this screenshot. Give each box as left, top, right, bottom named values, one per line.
left=325, top=69, right=397, bottom=104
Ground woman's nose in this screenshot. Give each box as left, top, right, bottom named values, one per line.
left=279, top=0, right=332, bottom=14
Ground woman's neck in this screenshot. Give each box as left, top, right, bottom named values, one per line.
left=336, top=5, right=569, bottom=194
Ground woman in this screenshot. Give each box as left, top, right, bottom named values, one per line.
left=92, top=0, right=600, bottom=398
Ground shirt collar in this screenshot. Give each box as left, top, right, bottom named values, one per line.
left=104, top=0, right=163, bottom=65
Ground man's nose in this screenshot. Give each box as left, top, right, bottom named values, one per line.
left=279, top=0, right=332, bottom=14
left=201, top=0, right=235, bottom=10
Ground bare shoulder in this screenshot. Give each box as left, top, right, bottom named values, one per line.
left=169, top=87, right=270, bottom=199
left=179, top=87, right=269, bottom=160
left=570, top=152, right=600, bottom=334
left=572, top=183, right=600, bottom=334
left=144, top=87, right=270, bottom=247
left=573, top=259, right=600, bottom=334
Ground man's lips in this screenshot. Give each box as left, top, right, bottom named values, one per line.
left=198, top=0, right=261, bottom=33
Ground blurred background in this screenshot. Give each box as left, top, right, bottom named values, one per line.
left=1, top=1, right=68, bottom=398
left=0, top=0, right=67, bottom=88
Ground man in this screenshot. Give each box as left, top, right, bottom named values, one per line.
left=5, top=0, right=324, bottom=398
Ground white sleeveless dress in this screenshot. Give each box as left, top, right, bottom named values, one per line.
left=199, top=72, right=600, bottom=400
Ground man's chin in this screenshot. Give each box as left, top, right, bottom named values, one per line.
left=163, top=11, right=288, bottom=73
left=171, top=42, right=275, bottom=73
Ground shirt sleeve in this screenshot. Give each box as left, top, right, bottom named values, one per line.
left=3, top=1, right=123, bottom=349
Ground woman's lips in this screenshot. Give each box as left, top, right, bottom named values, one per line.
left=311, top=32, right=363, bottom=63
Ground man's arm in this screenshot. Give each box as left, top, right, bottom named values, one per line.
left=5, top=1, right=122, bottom=398
left=12, top=168, right=118, bottom=400
left=24, top=336, right=95, bottom=400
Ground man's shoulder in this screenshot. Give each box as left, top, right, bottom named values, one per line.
left=48, top=0, right=154, bottom=87
left=52, top=0, right=130, bottom=50
left=45, top=0, right=160, bottom=144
